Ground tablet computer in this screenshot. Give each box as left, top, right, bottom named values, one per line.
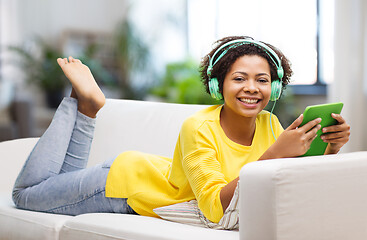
left=299, top=102, right=344, bottom=156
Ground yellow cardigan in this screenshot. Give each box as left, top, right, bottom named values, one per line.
left=105, top=105, right=283, bottom=223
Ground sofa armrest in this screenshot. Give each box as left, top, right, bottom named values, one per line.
left=239, top=151, right=367, bottom=240
left=0, top=138, right=38, bottom=193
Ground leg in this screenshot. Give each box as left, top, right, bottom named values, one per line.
left=13, top=97, right=78, bottom=195
left=57, top=56, right=106, bottom=172
left=13, top=56, right=106, bottom=207
left=14, top=160, right=136, bottom=215
left=60, top=111, right=96, bottom=173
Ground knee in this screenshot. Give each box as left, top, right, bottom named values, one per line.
left=12, top=186, right=24, bottom=208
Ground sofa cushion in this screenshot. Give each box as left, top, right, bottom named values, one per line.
left=59, top=213, right=238, bottom=240
left=0, top=194, right=72, bottom=240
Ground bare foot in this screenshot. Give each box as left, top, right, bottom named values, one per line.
left=57, top=56, right=105, bottom=118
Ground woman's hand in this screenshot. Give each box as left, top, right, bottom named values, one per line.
left=322, top=113, right=350, bottom=154
left=263, top=114, right=322, bottom=159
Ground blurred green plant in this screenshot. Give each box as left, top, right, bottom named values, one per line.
left=8, top=37, right=114, bottom=107
left=8, top=39, right=66, bottom=93
left=78, top=44, right=116, bottom=88
left=150, top=58, right=220, bottom=105
left=8, top=39, right=67, bottom=108
left=114, top=19, right=151, bottom=99
left=264, top=87, right=299, bottom=126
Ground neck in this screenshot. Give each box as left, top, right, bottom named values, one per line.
left=220, top=105, right=257, bottom=146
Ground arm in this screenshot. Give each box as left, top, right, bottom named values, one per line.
left=219, top=147, right=286, bottom=210
left=182, top=149, right=228, bottom=223
left=179, top=117, right=229, bottom=223
left=220, top=114, right=323, bottom=211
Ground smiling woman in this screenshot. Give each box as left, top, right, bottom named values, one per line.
left=11, top=35, right=350, bottom=232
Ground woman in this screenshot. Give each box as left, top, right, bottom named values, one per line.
left=12, top=36, right=350, bottom=226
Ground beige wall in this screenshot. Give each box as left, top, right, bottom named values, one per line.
left=330, top=0, right=367, bottom=152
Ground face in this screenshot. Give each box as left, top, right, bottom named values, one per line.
left=222, top=55, right=272, bottom=119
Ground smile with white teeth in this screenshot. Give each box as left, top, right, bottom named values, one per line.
left=239, top=98, right=259, bottom=104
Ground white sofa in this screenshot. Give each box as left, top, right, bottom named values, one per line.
left=1, top=98, right=367, bottom=240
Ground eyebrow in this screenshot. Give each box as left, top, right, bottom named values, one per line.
left=231, top=71, right=270, bottom=77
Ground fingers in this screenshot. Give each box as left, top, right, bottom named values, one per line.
left=281, top=113, right=349, bottom=157
left=286, top=114, right=304, bottom=130
left=322, top=113, right=349, bottom=133
left=300, top=128, right=319, bottom=155
left=321, top=128, right=350, bottom=143
left=300, top=117, right=322, bottom=133
left=322, top=124, right=350, bottom=136
left=296, top=117, right=322, bottom=152
left=305, top=123, right=321, bottom=140
left=321, top=132, right=349, bottom=143
left=321, top=113, right=350, bottom=143
left=331, top=113, right=345, bottom=123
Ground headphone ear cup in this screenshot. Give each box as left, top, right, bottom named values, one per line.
left=208, top=78, right=223, bottom=100
left=270, top=80, right=282, bottom=101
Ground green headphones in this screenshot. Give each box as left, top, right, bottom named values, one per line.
left=206, top=39, right=284, bottom=101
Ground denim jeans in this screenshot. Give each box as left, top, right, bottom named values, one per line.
left=12, top=97, right=136, bottom=215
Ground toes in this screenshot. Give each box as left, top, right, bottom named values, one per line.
left=73, top=58, right=82, bottom=64
left=69, top=56, right=82, bottom=64
left=57, top=57, right=77, bottom=67
left=57, top=58, right=66, bottom=66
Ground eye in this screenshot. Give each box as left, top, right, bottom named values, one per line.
left=258, top=78, right=270, bottom=83
left=234, top=77, right=244, bottom=82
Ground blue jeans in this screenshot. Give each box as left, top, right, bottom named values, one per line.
left=12, top=97, right=136, bottom=215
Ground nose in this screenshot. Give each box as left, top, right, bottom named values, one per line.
left=243, top=79, right=259, bottom=93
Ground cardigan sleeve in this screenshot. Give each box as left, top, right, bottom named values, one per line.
left=179, top=119, right=227, bottom=223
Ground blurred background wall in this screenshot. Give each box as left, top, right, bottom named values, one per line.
left=0, top=0, right=365, bottom=153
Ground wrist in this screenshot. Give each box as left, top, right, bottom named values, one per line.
left=259, top=144, right=281, bottom=160
left=325, top=149, right=339, bottom=155
left=324, top=144, right=340, bottom=155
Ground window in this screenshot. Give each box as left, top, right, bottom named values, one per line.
left=187, top=0, right=334, bottom=89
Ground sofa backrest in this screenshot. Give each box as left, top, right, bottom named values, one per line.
left=88, top=99, right=209, bottom=166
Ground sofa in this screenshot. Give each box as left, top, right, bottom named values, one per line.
left=0, top=98, right=367, bottom=240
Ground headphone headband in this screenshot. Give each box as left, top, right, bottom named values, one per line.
left=207, top=38, right=284, bottom=80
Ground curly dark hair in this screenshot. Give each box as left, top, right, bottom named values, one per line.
left=199, top=36, right=293, bottom=97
